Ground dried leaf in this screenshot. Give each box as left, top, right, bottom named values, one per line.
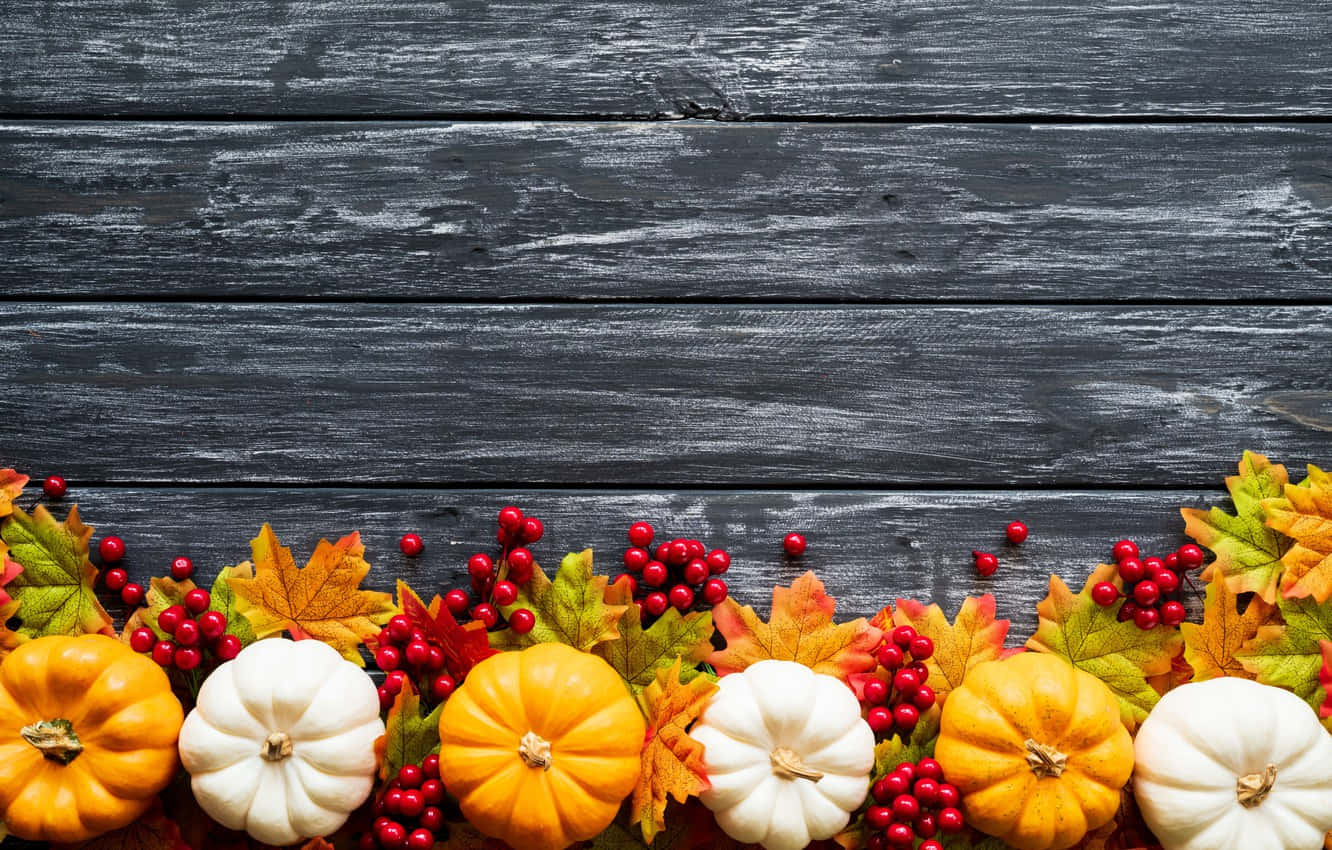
left=708, top=571, right=883, bottom=683
left=382, top=580, right=496, bottom=680
left=379, top=681, right=443, bottom=783
left=1181, top=450, right=1291, bottom=604
left=1180, top=577, right=1274, bottom=682
left=490, top=549, right=627, bottom=652
left=633, top=658, right=718, bottom=844
left=1027, top=564, right=1182, bottom=728
left=227, top=524, right=397, bottom=664
left=0, top=469, right=28, bottom=519
left=1, top=505, right=112, bottom=639
left=890, top=595, right=1020, bottom=706
left=1235, top=593, right=1332, bottom=717
left=597, top=576, right=714, bottom=694
left=1265, top=464, right=1332, bottom=602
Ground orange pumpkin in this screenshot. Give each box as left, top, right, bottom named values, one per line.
left=438, top=642, right=645, bottom=850
left=934, top=653, right=1133, bottom=850
left=0, top=635, right=184, bottom=842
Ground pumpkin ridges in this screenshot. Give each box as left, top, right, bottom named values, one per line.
left=0, top=634, right=59, bottom=716
left=941, top=678, right=1029, bottom=752
left=1064, top=735, right=1134, bottom=791
left=80, top=692, right=184, bottom=752
left=518, top=643, right=626, bottom=741
left=548, top=699, right=644, bottom=757
left=460, top=650, right=529, bottom=736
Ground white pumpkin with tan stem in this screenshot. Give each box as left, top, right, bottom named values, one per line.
left=688, top=660, right=875, bottom=850
left=1133, top=677, right=1332, bottom=850
left=178, top=638, right=385, bottom=846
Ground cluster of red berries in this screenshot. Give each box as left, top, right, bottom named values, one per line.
left=864, top=626, right=936, bottom=737
left=96, top=534, right=149, bottom=607
left=973, top=520, right=1029, bottom=577
left=437, top=506, right=542, bottom=634
left=373, top=615, right=460, bottom=708
left=865, top=757, right=964, bottom=849
left=618, top=522, right=730, bottom=619
left=362, top=756, right=447, bottom=850
left=1091, top=539, right=1204, bottom=630
left=128, top=560, right=241, bottom=671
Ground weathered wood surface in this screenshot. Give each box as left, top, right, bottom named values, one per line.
left=2, top=303, right=1328, bottom=486
left=1, top=2, right=1330, bottom=117
left=2, top=122, right=1332, bottom=301
left=0, top=486, right=1219, bottom=639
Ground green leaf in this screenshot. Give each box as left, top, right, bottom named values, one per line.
left=130, top=566, right=257, bottom=647
left=595, top=577, right=714, bottom=695
left=490, top=549, right=627, bottom=652
left=380, top=684, right=443, bottom=782
left=872, top=711, right=940, bottom=777
left=1235, top=593, right=1332, bottom=717
left=1, top=505, right=112, bottom=638
left=208, top=564, right=256, bottom=647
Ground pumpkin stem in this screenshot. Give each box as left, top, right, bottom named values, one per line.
left=261, top=732, right=293, bottom=762
left=1023, top=738, right=1067, bottom=779
left=770, top=747, right=824, bottom=782
left=20, top=719, right=83, bottom=765
left=1237, top=764, right=1278, bottom=808
left=519, top=731, right=553, bottom=770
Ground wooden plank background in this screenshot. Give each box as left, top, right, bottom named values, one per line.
left=1, top=3, right=1331, bottom=845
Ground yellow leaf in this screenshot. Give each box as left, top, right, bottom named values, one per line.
left=0, top=469, right=27, bottom=519
left=1265, top=464, right=1332, bottom=602
left=632, top=658, right=718, bottom=844
left=1181, top=575, right=1275, bottom=682
left=890, top=594, right=1020, bottom=706
left=227, top=523, right=397, bottom=664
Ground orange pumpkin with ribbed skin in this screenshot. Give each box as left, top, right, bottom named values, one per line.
left=934, top=653, right=1133, bottom=850
left=438, top=642, right=645, bottom=850
left=0, top=635, right=184, bottom=842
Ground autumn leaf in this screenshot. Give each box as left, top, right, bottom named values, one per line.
left=379, top=681, right=443, bottom=783
left=53, top=803, right=189, bottom=850
left=383, top=580, right=496, bottom=680
left=632, top=658, right=718, bottom=844
left=1264, top=463, right=1332, bottom=602
left=1027, top=564, right=1181, bottom=728
left=891, top=595, right=1020, bottom=706
left=1181, top=450, right=1292, bottom=604
left=490, top=549, right=627, bottom=652
left=207, top=564, right=258, bottom=647
left=1235, top=593, right=1332, bottom=717
left=1180, top=576, right=1275, bottom=682
left=0, top=469, right=27, bottom=519
left=596, top=576, right=714, bottom=695
left=708, top=571, right=883, bottom=683
left=873, top=710, right=941, bottom=777
left=1, top=505, right=112, bottom=639
left=227, top=524, right=396, bottom=664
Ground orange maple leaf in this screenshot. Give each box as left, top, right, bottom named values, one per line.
left=708, top=571, right=882, bottom=682
left=632, top=658, right=718, bottom=844
left=890, top=595, right=1022, bottom=706
left=0, top=469, right=27, bottom=519
left=1264, top=464, right=1332, bottom=602
left=1180, top=575, right=1275, bottom=682
left=227, top=524, right=397, bottom=664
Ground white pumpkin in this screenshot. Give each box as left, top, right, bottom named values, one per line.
left=179, top=638, right=385, bottom=846
left=688, top=659, right=875, bottom=850
left=1133, top=677, right=1332, bottom=850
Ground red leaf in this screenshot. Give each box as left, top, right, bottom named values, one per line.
left=379, top=580, right=498, bottom=679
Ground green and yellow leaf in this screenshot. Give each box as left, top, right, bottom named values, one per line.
left=1180, top=575, right=1275, bottom=682
left=596, top=576, right=714, bottom=695
left=632, top=659, right=717, bottom=844
left=1235, top=593, right=1332, bottom=719
left=491, top=549, right=627, bottom=652
left=1, top=505, right=112, bottom=639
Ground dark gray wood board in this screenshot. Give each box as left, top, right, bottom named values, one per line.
left=2, top=303, right=1328, bottom=486
left=3, top=122, right=1332, bottom=301
left=0, top=486, right=1221, bottom=642
left=1, top=2, right=1330, bottom=117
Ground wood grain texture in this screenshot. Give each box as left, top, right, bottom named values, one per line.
left=2, top=303, right=1328, bottom=486
left=1, top=2, right=1330, bottom=117
left=2, top=122, right=1331, bottom=301
left=0, top=486, right=1220, bottom=639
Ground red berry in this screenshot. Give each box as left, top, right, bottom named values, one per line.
left=151, top=640, right=175, bottom=666
left=129, top=627, right=155, bottom=653
left=506, top=548, right=534, bottom=582
left=214, top=634, right=242, bottom=661
left=184, top=588, right=211, bottom=614
left=42, top=476, right=67, bottom=499
left=666, top=540, right=689, bottom=566
left=519, top=517, right=543, bottom=544
left=881, top=771, right=910, bottom=796
left=422, top=754, right=440, bottom=778
left=893, top=703, right=920, bottom=731
left=884, top=823, right=914, bottom=846
left=913, top=684, right=936, bottom=711
left=173, top=646, right=202, bottom=671
left=866, top=805, right=894, bottom=830
left=937, top=808, right=964, bottom=833
left=492, top=580, right=518, bottom=607
left=1164, top=551, right=1180, bottom=571
left=165, top=557, right=192, bottom=581
left=377, top=821, right=405, bottom=849
left=913, top=777, right=940, bottom=805
left=174, top=619, right=201, bottom=646
left=909, top=636, right=934, bottom=660
left=1006, top=521, right=1029, bottom=544
left=98, top=536, right=126, bottom=563
left=654, top=543, right=670, bottom=562
left=1133, top=581, right=1161, bottom=606
left=871, top=777, right=894, bottom=804
left=399, top=533, right=424, bottom=557
left=472, top=603, right=498, bottom=629
left=1118, top=557, right=1145, bottom=583
left=1161, top=600, right=1187, bottom=626
left=624, top=547, right=650, bottom=572
left=627, top=521, right=655, bottom=548
left=497, top=506, right=524, bottom=531
left=893, top=762, right=916, bottom=782
left=687, top=540, right=705, bottom=560
left=398, top=764, right=423, bottom=789
left=1134, top=606, right=1160, bottom=630
left=866, top=836, right=887, bottom=850
left=198, top=610, right=227, bottom=640
left=1112, top=539, right=1140, bottom=562
left=702, top=578, right=728, bottom=605
left=866, top=706, right=894, bottom=734
left=705, top=549, right=731, bottom=574
left=359, top=832, right=376, bottom=850
left=444, top=589, right=471, bottom=615
left=669, top=584, right=694, bottom=611
left=892, top=669, right=920, bottom=694
left=1156, top=569, right=1181, bottom=593
left=422, top=645, right=444, bottom=672
left=402, top=789, right=427, bottom=818
left=419, top=805, right=445, bottom=831
left=920, top=841, right=944, bottom=850
left=642, top=561, right=668, bottom=587
left=406, top=830, right=433, bottom=850
left=120, top=583, right=145, bottom=607
left=937, top=783, right=960, bottom=808
left=892, top=794, right=920, bottom=821
left=420, top=778, right=444, bottom=806
left=467, top=553, right=493, bottom=581
left=376, top=646, right=402, bottom=671
left=382, top=671, right=406, bottom=696
left=782, top=533, right=807, bottom=556
left=404, top=641, right=430, bottom=668
left=104, top=568, right=129, bottom=592
left=877, top=643, right=905, bottom=670
left=973, top=550, right=998, bottom=576
left=1143, top=556, right=1165, bottom=576
left=683, top=559, right=709, bottom=585
left=915, top=813, right=938, bottom=839
left=643, top=592, right=669, bottom=617
left=863, top=678, right=889, bottom=704
left=1091, top=582, right=1119, bottom=607
left=431, top=675, right=456, bottom=701
left=1118, top=600, right=1140, bottom=622
left=381, top=615, right=409, bottom=644
left=891, top=625, right=917, bottom=648
left=1178, top=543, right=1205, bottom=569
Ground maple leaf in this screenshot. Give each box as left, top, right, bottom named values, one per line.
left=890, top=595, right=1020, bottom=706
left=708, top=571, right=882, bottom=683
left=1235, top=593, right=1332, bottom=718
left=595, top=576, right=714, bottom=694
left=1180, top=576, right=1275, bottom=682
left=632, top=658, right=717, bottom=844
left=53, top=802, right=189, bottom=850
left=490, top=549, right=627, bottom=652
left=381, top=580, right=496, bottom=680
left=124, top=566, right=258, bottom=649
left=1264, top=463, right=1332, bottom=602
left=1181, top=450, right=1292, bottom=604
left=1, top=505, right=112, bottom=639
left=227, top=524, right=397, bottom=664
left=0, top=469, right=28, bottom=519
left=1027, top=564, right=1181, bottom=728
left=379, top=681, right=443, bottom=783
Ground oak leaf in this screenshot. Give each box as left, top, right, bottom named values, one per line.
left=891, top=595, right=1021, bottom=706
left=1027, top=564, right=1181, bottom=728
left=382, top=580, right=496, bottom=680
left=708, top=571, right=882, bottom=683
left=1181, top=450, right=1291, bottom=603
left=597, top=576, right=714, bottom=694
left=1264, top=463, right=1332, bottom=602
left=491, top=549, right=627, bottom=652
left=1235, top=593, right=1332, bottom=718
left=379, top=681, right=443, bottom=783
left=227, top=524, right=396, bottom=664
left=1, top=505, right=112, bottom=639
left=1180, top=576, right=1274, bottom=682
left=632, top=658, right=718, bottom=844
